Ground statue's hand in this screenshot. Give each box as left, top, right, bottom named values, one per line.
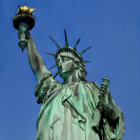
left=18, top=30, right=30, bottom=40
left=98, top=89, right=119, bottom=121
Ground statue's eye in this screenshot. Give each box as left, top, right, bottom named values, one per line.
left=63, top=58, right=69, bottom=62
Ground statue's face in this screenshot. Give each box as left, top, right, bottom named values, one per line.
left=56, top=52, right=75, bottom=77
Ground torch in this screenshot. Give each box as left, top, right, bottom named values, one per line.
left=13, top=3, right=35, bottom=52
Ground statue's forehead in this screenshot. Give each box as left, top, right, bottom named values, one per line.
left=57, top=52, right=76, bottom=60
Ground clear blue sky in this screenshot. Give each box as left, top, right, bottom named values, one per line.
left=0, top=0, right=140, bottom=139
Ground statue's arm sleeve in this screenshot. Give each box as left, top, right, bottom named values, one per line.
left=34, top=72, right=59, bottom=104
left=27, top=34, right=50, bottom=81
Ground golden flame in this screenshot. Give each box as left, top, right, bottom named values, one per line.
left=18, top=3, right=35, bottom=14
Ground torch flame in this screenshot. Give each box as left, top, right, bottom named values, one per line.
left=18, top=3, right=35, bottom=14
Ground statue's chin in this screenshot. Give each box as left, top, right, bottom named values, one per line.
left=60, top=71, right=72, bottom=79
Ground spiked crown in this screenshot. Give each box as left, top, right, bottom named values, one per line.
left=43, top=30, right=92, bottom=70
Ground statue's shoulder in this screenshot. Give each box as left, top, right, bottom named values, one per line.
left=35, top=72, right=61, bottom=104
left=35, top=72, right=59, bottom=97
left=85, top=81, right=100, bottom=90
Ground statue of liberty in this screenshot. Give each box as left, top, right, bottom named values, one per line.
left=13, top=4, right=125, bottom=140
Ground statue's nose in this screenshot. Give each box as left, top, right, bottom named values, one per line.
left=59, top=59, right=63, bottom=64
left=58, top=61, right=62, bottom=68
left=58, top=59, right=63, bottom=66
left=58, top=62, right=61, bottom=67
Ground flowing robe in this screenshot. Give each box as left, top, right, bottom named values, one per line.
left=35, top=73, right=125, bottom=140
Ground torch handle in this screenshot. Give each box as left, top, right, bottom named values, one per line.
left=18, top=24, right=29, bottom=52
left=19, top=30, right=26, bottom=40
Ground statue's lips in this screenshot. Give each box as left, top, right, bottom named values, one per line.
left=61, top=68, right=64, bottom=73
left=59, top=66, right=64, bottom=73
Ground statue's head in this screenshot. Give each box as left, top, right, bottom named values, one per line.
left=44, top=30, right=92, bottom=81
left=56, top=49, right=86, bottom=80
left=56, top=52, right=76, bottom=77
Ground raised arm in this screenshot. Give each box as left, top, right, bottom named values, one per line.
left=22, top=32, right=50, bottom=81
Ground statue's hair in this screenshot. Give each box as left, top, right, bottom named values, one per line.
left=72, top=58, right=87, bottom=81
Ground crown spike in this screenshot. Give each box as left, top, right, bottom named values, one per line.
left=42, top=51, right=56, bottom=57
left=73, top=38, right=80, bottom=50
left=49, top=64, right=57, bottom=70
left=64, top=29, right=69, bottom=46
left=84, top=60, right=91, bottom=63
left=79, top=46, right=93, bottom=55
left=54, top=72, right=59, bottom=79
left=49, top=36, right=61, bottom=49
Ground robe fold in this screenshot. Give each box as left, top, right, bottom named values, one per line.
left=35, top=73, right=125, bottom=140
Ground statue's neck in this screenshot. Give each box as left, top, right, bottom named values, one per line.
left=63, top=70, right=86, bottom=84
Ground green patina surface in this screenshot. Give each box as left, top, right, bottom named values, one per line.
left=16, top=29, right=125, bottom=140
left=35, top=73, right=124, bottom=140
